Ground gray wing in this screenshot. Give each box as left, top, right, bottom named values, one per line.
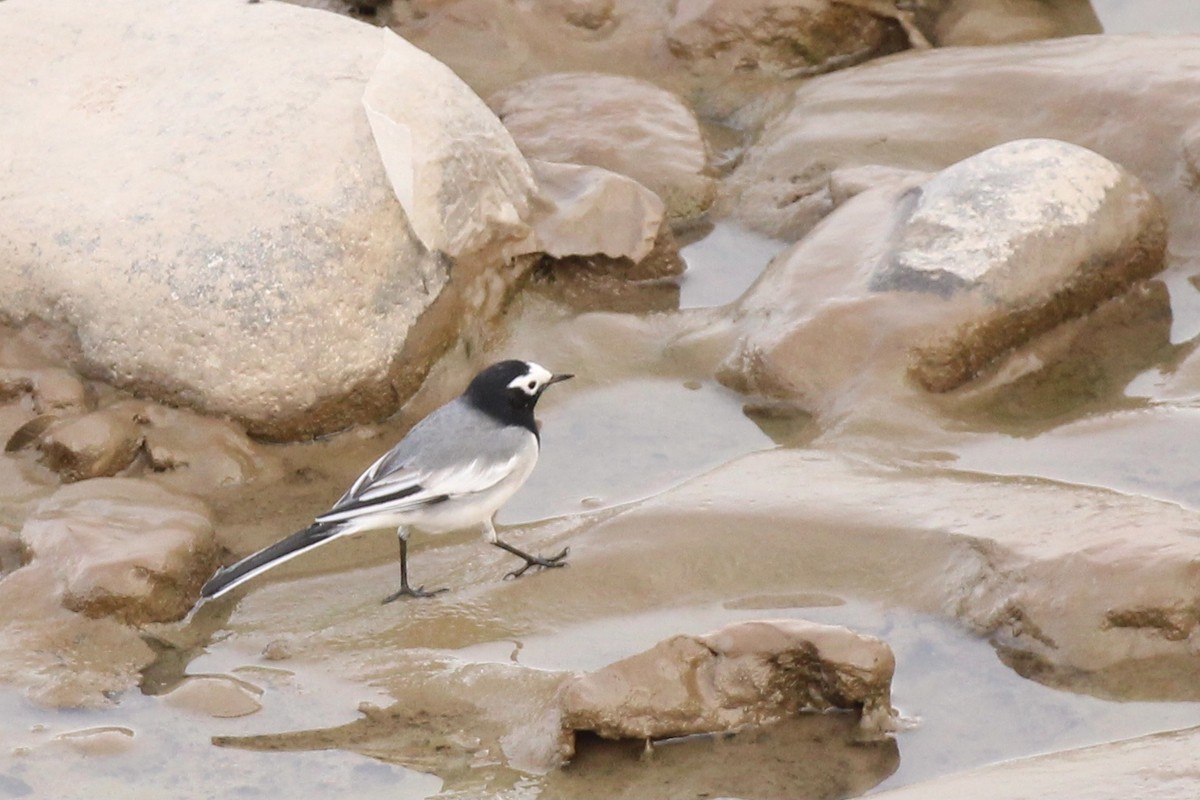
left=316, top=398, right=535, bottom=525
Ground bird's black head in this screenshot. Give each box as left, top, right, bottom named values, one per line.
left=463, top=360, right=573, bottom=436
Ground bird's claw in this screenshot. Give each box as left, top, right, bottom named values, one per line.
left=504, top=546, right=569, bottom=580
left=381, top=584, right=449, bottom=603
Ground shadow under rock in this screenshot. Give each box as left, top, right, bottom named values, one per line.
left=933, top=279, right=1178, bottom=435
left=548, top=714, right=899, bottom=800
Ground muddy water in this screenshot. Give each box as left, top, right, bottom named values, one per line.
left=5, top=219, right=1200, bottom=800
left=0, top=656, right=436, bottom=799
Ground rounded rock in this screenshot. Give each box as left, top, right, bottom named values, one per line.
left=492, top=72, right=715, bottom=220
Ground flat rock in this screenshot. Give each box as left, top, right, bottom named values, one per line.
left=0, top=0, right=537, bottom=440
left=491, top=72, right=715, bottom=219
left=19, top=478, right=218, bottom=624
left=560, top=619, right=896, bottom=742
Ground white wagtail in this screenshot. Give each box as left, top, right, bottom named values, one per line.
left=198, top=360, right=573, bottom=604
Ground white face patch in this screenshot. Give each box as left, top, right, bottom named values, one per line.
left=508, top=362, right=554, bottom=396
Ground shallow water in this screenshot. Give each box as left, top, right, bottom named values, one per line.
left=953, top=405, right=1200, bottom=510
left=0, top=652, right=436, bottom=800
left=1093, top=1, right=1200, bottom=34
left=457, top=599, right=1200, bottom=791
left=676, top=221, right=787, bottom=309
left=499, top=377, right=775, bottom=523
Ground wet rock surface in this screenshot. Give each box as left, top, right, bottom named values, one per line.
left=19, top=478, right=218, bottom=625
left=491, top=72, right=715, bottom=220
left=932, top=0, right=1102, bottom=45
left=589, top=449, right=1200, bottom=682
left=0, top=564, right=156, bottom=707
left=561, top=619, right=896, bottom=742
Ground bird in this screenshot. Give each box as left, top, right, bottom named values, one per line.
left=198, top=360, right=573, bottom=604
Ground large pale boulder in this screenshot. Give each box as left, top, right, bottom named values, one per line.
left=491, top=72, right=715, bottom=219
left=0, top=0, right=538, bottom=439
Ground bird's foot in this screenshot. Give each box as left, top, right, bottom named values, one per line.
left=381, top=584, right=448, bottom=603
left=504, top=546, right=570, bottom=580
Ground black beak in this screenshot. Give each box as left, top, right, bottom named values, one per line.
left=548, top=373, right=574, bottom=386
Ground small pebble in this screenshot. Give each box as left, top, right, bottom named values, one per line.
left=262, top=639, right=293, bottom=661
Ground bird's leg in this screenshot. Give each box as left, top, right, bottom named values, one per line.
left=382, top=527, right=448, bottom=603
left=483, top=520, right=569, bottom=580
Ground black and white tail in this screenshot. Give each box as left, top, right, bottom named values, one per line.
left=199, top=521, right=343, bottom=601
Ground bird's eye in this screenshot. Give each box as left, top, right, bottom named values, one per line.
left=526, top=380, right=537, bottom=392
